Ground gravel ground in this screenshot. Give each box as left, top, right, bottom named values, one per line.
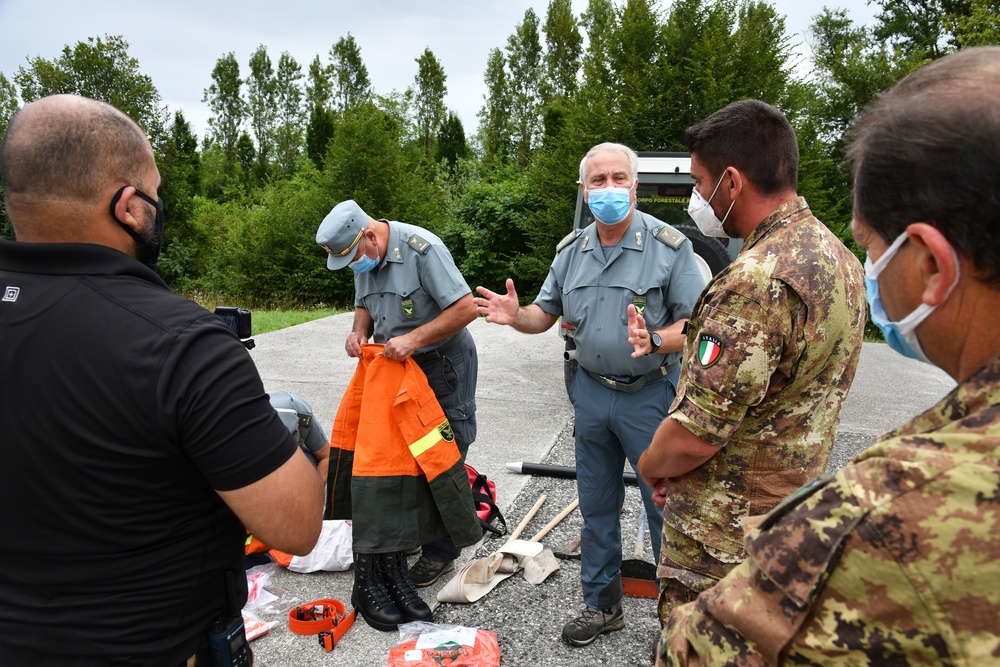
left=433, top=418, right=662, bottom=666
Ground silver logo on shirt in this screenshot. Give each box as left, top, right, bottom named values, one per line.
left=2, top=286, right=19, bottom=302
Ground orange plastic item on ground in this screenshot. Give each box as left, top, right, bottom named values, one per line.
left=387, top=628, right=500, bottom=667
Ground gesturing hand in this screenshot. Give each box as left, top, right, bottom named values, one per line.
left=626, top=303, right=652, bottom=358
left=474, top=279, right=520, bottom=326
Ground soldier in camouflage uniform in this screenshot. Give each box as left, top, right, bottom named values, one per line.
left=637, top=100, right=867, bottom=627
left=659, top=47, right=1000, bottom=665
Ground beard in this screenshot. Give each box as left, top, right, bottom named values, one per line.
left=132, top=203, right=164, bottom=269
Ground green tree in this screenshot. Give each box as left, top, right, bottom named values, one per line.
left=322, top=100, right=447, bottom=234
left=156, top=110, right=205, bottom=289
left=305, top=55, right=336, bottom=168
left=540, top=0, right=583, bottom=141
left=542, top=0, right=583, bottom=102
left=412, top=48, right=448, bottom=155
left=236, top=131, right=257, bottom=190
left=436, top=111, right=470, bottom=166
left=443, top=178, right=534, bottom=291
left=871, top=0, right=968, bottom=59
left=607, top=0, right=668, bottom=148
left=575, top=0, right=618, bottom=140
left=274, top=52, right=305, bottom=176
left=802, top=8, right=915, bottom=247
left=946, top=0, right=1000, bottom=46
left=247, top=45, right=276, bottom=180
left=0, top=73, right=18, bottom=239
left=477, top=47, right=513, bottom=168
left=330, top=34, right=372, bottom=111
left=203, top=52, right=244, bottom=175
left=14, top=35, right=163, bottom=136
left=506, top=9, right=544, bottom=168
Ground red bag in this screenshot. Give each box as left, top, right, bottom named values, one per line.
left=466, top=464, right=506, bottom=537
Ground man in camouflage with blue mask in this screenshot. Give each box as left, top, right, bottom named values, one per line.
left=658, top=47, right=1000, bottom=665
left=637, top=99, right=867, bottom=637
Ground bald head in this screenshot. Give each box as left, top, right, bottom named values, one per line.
left=1, top=95, right=154, bottom=236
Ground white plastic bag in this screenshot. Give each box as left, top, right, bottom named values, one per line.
left=270, top=519, right=353, bottom=573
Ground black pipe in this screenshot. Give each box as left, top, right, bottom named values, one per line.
left=506, top=461, right=638, bottom=486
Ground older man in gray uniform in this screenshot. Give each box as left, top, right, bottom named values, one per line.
left=475, top=143, right=705, bottom=647
left=317, top=200, right=478, bottom=590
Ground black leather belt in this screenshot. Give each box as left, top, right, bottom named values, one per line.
left=583, top=362, right=677, bottom=394
left=413, top=328, right=468, bottom=362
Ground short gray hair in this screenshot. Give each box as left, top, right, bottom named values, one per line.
left=578, top=142, right=639, bottom=186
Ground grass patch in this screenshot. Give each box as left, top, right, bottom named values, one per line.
left=186, top=293, right=345, bottom=335
left=252, top=308, right=342, bottom=335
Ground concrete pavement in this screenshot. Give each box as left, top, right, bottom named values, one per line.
left=247, top=313, right=954, bottom=666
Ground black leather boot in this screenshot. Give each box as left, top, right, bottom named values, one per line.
left=351, top=552, right=403, bottom=631
left=380, top=551, right=433, bottom=622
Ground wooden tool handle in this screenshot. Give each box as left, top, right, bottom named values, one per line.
left=531, top=498, right=579, bottom=543
left=509, top=494, right=547, bottom=541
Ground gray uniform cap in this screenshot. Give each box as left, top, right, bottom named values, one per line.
left=316, top=199, right=369, bottom=270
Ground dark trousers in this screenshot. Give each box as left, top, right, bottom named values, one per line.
left=413, top=328, right=478, bottom=563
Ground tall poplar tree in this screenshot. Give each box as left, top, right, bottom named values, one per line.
left=274, top=52, right=304, bottom=176
left=542, top=0, right=583, bottom=102
left=306, top=55, right=336, bottom=168
left=477, top=47, right=513, bottom=168
left=506, top=9, right=544, bottom=168
left=247, top=45, right=276, bottom=179
left=412, top=48, right=448, bottom=155
left=203, top=52, right=244, bottom=174
left=330, top=34, right=372, bottom=111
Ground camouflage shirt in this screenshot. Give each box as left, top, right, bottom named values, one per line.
left=664, top=198, right=866, bottom=559
left=662, top=352, right=1000, bottom=666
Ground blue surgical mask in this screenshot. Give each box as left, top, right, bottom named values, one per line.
left=587, top=186, right=633, bottom=224
left=864, top=230, right=960, bottom=363
left=348, top=235, right=379, bottom=273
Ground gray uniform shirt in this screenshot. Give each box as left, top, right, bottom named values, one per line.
left=534, top=211, right=705, bottom=376
left=354, top=221, right=471, bottom=355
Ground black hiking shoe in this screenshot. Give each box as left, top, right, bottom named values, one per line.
left=407, top=555, right=455, bottom=587
left=561, top=603, right=625, bottom=646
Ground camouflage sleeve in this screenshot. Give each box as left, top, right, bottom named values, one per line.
left=661, top=476, right=862, bottom=666
left=661, top=449, right=1000, bottom=666
left=671, top=284, right=798, bottom=447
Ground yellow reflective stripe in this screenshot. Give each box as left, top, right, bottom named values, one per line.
left=409, top=425, right=442, bottom=458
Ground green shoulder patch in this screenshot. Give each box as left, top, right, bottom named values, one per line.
left=556, top=229, right=583, bottom=252
left=406, top=234, right=432, bottom=255
left=759, top=475, right=834, bottom=530
left=653, top=225, right=686, bottom=250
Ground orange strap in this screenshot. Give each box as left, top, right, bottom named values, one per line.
left=287, top=598, right=356, bottom=651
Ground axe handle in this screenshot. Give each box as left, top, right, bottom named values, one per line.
left=509, top=494, right=547, bottom=541
left=531, top=498, right=580, bottom=543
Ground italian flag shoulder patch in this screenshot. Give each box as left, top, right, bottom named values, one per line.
left=698, top=334, right=723, bottom=367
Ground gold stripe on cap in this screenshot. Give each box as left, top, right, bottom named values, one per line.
left=334, top=228, right=365, bottom=256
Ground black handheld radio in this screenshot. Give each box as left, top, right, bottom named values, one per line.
left=208, top=571, right=252, bottom=667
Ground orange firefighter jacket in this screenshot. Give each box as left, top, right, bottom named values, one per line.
left=324, top=345, right=481, bottom=553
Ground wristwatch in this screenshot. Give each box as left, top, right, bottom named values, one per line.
left=648, top=331, right=662, bottom=355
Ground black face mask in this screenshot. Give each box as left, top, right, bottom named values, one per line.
left=109, top=185, right=164, bottom=270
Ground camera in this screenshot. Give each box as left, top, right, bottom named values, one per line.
left=214, top=307, right=255, bottom=350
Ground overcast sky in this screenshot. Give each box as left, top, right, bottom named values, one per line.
left=0, top=0, right=877, bottom=140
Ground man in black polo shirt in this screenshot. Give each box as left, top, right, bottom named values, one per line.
left=0, top=95, right=324, bottom=666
